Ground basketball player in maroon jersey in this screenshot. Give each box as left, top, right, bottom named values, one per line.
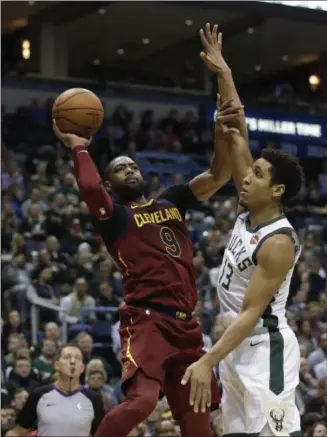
left=53, top=23, right=246, bottom=437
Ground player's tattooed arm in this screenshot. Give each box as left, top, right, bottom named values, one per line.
left=200, top=23, right=248, bottom=142
left=182, top=233, right=295, bottom=413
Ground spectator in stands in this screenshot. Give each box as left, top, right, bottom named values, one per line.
left=45, top=235, right=70, bottom=266
left=43, top=321, right=61, bottom=345
left=148, top=174, right=165, bottom=198
left=75, top=246, right=95, bottom=282
left=44, top=192, right=68, bottom=239
left=56, top=172, right=79, bottom=206
left=193, top=254, right=210, bottom=290
left=85, top=366, right=116, bottom=412
left=307, top=257, right=327, bottom=303
left=6, top=357, right=40, bottom=395
left=312, top=421, right=327, bottom=436
left=2, top=200, right=19, bottom=236
left=10, top=233, right=26, bottom=258
left=32, top=339, right=57, bottom=380
left=96, top=282, right=121, bottom=316
left=308, top=333, right=327, bottom=369
left=11, top=388, right=29, bottom=414
left=305, top=182, right=327, bottom=218
left=298, top=320, right=316, bottom=355
left=306, top=377, right=327, bottom=416
left=3, top=334, right=25, bottom=366
left=18, top=204, right=46, bottom=241
left=4, top=344, right=30, bottom=377
left=21, top=188, right=48, bottom=218
left=60, top=277, right=95, bottom=324
left=89, top=258, right=122, bottom=298
left=154, top=419, right=176, bottom=437
left=1, top=406, right=16, bottom=435
left=34, top=267, right=59, bottom=302
left=1, top=311, right=22, bottom=353
left=314, top=358, right=327, bottom=381
left=75, top=201, right=93, bottom=234
left=297, top=357, right=318, bottom=407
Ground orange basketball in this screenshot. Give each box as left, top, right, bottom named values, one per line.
left=52, top=88, right=104, bottom=138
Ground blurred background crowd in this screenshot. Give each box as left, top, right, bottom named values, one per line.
left=1, top=1, right=327, bottom=436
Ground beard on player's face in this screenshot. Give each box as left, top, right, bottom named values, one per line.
left=111, top=179, right=147, bottom=203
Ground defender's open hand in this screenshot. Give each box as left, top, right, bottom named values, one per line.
left=200, top=23, right=229, bottom=73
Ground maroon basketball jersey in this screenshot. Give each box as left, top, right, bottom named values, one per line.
left=95, top=184, right=199, bottom=313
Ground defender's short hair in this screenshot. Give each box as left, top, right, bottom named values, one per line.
left=261, top=149, right=304, bottom=203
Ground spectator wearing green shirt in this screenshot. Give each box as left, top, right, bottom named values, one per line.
left=32, top=339, right=57, bottom=381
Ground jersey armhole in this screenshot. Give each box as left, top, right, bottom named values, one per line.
left=252, top=227, right=296, bottom=265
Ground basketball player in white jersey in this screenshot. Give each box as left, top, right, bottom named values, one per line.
left=181, top=23, right=304, bottom=436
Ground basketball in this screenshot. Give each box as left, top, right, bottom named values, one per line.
left=52, top=88, right=104, bottom=138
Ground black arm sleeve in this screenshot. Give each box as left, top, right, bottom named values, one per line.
left=82, top=388, right=106, bottom=435
left=92, top=203, right=129, bottom=248
left=16, top=388, right=43, bottom=429
left=158, top=184, right=199, bottom=218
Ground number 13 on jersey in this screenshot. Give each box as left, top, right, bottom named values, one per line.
left=218, top=258, right=234, bottom=291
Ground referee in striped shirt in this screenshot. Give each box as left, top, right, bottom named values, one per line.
left=6, top=344, right=105, bottom=436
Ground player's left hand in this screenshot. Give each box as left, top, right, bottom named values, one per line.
left=200, top=23, right=229, bottom=73
left=181, top=356, right=213, bottom=413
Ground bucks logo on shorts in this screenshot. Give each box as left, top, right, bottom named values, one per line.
left=270, top=408, right=285, bottom=432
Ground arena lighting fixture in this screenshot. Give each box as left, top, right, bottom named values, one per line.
left=98, top=8, right=106, bottom=15
left=22, top=40, right=30, bottom=50
left=308, top=74, right=321, bottom=90
left=22, top=49, right=30, bottom=60
left=282, top=55, right=288, bottom=61
left=92, top=59, right=101, bottom=65
left=28, top=1, right=35, bottom=5
left=117, top=48, right=125, bottom=56
left=255, top=65, right=261, bottom=71
left=247, top=27, right=254, bottom=34
left=142, top=38, right=150, bottom=45
left=185, top=19, right=193, bottom=26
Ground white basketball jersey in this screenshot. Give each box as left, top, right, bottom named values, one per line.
left=217, top=212, right=301, bottom=333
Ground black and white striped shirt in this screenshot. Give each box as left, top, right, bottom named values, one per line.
left=17, top=384, right=105, bottom=436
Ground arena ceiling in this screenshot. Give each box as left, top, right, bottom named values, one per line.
left=2, top=1, right=327, bottom=86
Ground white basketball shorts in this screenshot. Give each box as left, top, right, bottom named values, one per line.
left=219, top=327, right=302, bottom=436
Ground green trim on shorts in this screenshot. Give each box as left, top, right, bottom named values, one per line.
left=262, top=301, right=285, bottom=395
left=290, top=431, right=302, bottom=437
left=268, top=329, right=284, bottom=395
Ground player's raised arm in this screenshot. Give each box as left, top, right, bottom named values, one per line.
left=181, top=233, right=295, bottom=413
left=187, top=94, right=239, bottom=202
left=200, top=23, right=253, bottom=195
left=53, top=120, right=113, bottom=220
left=200, top=23, right=248, bottom=142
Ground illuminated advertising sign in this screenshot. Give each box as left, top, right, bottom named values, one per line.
left=213, top=110, right=323, bottom=139
left=210, top=107, right=327, bottom=158
left=245, top=116, right=321, bottom=138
